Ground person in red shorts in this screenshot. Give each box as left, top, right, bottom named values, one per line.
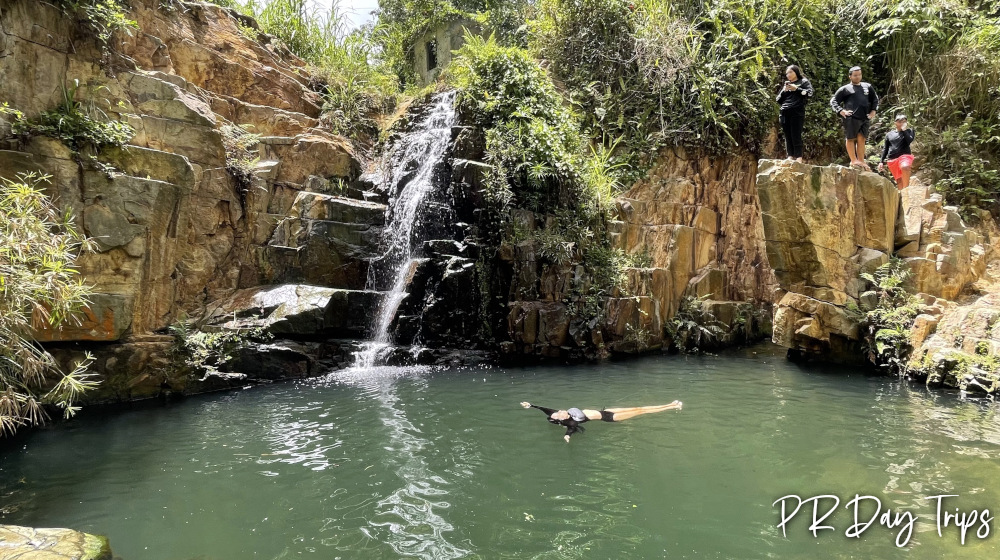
left=878, top=114, right=915, bottom=190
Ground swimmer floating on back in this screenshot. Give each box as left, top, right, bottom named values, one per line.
left=520, top=401, right=682, bottom=442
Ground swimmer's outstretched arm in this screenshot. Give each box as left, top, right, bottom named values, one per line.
left=520, top=402, right=559, bottom=416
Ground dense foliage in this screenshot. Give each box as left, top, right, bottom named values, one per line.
left=373, top=0, right=997, bottom=209
left=56, top=0, right=138, bottom=48
left=197, top=0, right=1000, bottom=213
left=0, top=173, right=97, bottom=435
left=869, top=0, right=1000, bottom=215
left=850, top=259, right=922, bottom=375
left=449, top=34, right=636, bottom=329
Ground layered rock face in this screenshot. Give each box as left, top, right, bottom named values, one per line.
left=896, top=183, right=989, bottom=299
left=611, top=148, right=776, bottom=348
left=904, top=209, right=1000, bottom=393
left=502, top=148, right=777, bottom=358
left=0, top=0, right=374, bottom=399
left=758, top=160, right=898, bottom=360
left=758, top=159, right=995, bottom=364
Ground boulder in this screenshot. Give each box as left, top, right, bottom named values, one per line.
left=896, top=187, right=988, bottom=300
left=32, top=293, right=134, bottom=343
left=0, top=525, right=112, bottom=560
left=288, top=191, right=386, bottom=225
left=771, top=292, right=862, bottom=361
left=201, top=284, right=381, bottom=337
left=757, top=161, right=898, bottom=294
left=261, top=134, right=360, bottom=185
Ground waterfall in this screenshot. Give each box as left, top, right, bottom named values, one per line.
left=354, top=91, right=457, bottom=369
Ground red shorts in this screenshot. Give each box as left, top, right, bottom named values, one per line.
left=887, top=154, right=914, bottom=180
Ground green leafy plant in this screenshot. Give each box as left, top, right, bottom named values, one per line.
left=623, top=322, right=653, bottom=349
left=0, top=81, right=134, bottom=156
left=0, top=172, right=97, bottom=435
left=56, top=0, right=138, bottom=49
left=220, top=124, right=261, bottom=205
left=168, top=321, right=271, bottom=378
left=731, top=301, right=769, bottom=345
left=665, top=295, right=725, bottom=353
left=925, top=118, right=1000, bottom=217
left=868, top=0, right=1000, bottom=213
left=529, top=0, right=871, bottom=167
left=849, top=258, right=922, bottom=375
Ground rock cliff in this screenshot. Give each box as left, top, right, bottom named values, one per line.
left=757, top=159, right=997, bottom=370
left=0, top=0, right=369, bottom=399
left=4, top=0, right=997, bottom=403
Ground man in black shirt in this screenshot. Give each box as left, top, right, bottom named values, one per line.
left=878, top=114, right=915, bottom=189
left=521, top=400, right=682, bottom=442
left=830, top=66, right=879, bottom=170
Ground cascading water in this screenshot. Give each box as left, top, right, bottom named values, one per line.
left=354, top=91, right=457, bottom=369
left=333, top=92, right=469, bottom=559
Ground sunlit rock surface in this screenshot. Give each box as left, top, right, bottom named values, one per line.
left=0, top=525, right=112, bottom=560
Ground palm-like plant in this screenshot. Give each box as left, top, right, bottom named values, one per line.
left=0, top=172, right=97, bottom=435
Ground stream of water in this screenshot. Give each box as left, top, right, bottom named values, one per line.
left=4, top=344, right=1000, bottom=559
left=354, top=91, right=457, bottom=369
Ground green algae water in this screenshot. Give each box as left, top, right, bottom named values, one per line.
left=4, top=344, right=1000, bottom=559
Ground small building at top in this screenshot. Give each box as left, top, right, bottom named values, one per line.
left=412, top=16, right=482, bottom=85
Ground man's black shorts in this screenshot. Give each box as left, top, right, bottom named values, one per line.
left=843, top=116, right=870, bottom=140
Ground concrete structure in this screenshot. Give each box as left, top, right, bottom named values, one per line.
left=412, top=17, right=481, bottom=85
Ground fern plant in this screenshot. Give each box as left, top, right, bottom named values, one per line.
left=849, top=259, right=922, bottom=375
left=665, top=295, right=726, bottom=354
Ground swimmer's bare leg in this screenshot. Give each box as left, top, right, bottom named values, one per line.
left=601, top=401, right=682, bottom=421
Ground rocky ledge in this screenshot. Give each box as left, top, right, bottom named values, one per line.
left=757, top=159, right=999, bottom=375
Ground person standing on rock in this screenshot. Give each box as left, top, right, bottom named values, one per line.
left=830, top=66, right=879, bottom=170
left=775, top=65, right=814, bottom=162
left=878, top=114, right=915, bottom=190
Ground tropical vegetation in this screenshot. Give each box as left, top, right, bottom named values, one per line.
left=0, top=173, right=97, bottom=435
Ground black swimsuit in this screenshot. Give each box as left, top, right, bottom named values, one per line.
left=530, top=405, right=615, bottom=437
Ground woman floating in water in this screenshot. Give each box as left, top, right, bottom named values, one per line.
left=520, top=401, right=682, bottom=442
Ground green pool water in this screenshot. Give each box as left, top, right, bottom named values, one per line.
left=3, top=344, right=1000, bottom=559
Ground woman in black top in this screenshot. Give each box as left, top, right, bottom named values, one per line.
left=520, top=400, right=682, bottom=442
left=878, top=114, right=915, bottom=190
left=775, top=65, right=814, bottom=162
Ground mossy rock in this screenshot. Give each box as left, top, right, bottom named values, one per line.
left=0, top=524, right=113, bottom=559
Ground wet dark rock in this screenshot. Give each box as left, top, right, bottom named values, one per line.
left=424, top=239, right=479, bottom=258
left=228, top=340, right=314, bottom=380
left=260, top=219, right=379, bottom=289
